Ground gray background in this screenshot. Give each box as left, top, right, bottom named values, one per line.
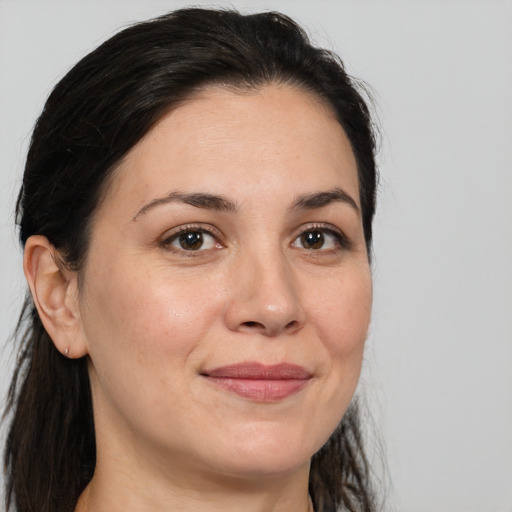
left=1, top=1, right=511, bottom=511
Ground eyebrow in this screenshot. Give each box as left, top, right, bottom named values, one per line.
left=133, top=191, right=237, bottom=221
left=291, top=187, right=360, bottom=214
left=132, top=186, right=359, bottom=221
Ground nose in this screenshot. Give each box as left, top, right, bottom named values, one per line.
left=224, top=248, right=306, bottom=337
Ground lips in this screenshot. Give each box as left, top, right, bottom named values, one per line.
left=202, top=362, right=311, bottom=402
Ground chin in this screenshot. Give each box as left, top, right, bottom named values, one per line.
left=205, top=424, right=326, bottom=481
left=217, top=453, right=311, bottom=483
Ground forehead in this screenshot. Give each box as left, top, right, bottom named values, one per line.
left=101, top=85, right=359, bottom=217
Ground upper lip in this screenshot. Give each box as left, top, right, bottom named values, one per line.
left=202, top=362, right=311, bottom=380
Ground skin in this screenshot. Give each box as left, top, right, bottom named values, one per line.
left=25, top=85, right=372, bottom=512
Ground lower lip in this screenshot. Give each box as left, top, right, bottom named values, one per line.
left=204, top=377, right=310, bottom=402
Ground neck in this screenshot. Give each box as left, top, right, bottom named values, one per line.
left=75, top=469, right=314, bottom=512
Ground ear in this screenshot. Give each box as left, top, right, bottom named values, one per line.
left=23, top=235, right=89, bottom=358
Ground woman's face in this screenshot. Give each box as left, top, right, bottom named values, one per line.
left=77, top=85, right=372, bottom=483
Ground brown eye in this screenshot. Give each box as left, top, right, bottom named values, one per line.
left=178, top=231, right=204, bottom=250
left=166, top=230, right=218, bottom=251
left=292, top=228, right=343, bottom=251
left=300, top=230, right=325, bottom=250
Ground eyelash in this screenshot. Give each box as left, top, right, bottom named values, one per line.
left=159, top=223, right=351, bottom=255
left=159, top=224, right=223, bottom=255
left=292, top=224, right=351, bottom=252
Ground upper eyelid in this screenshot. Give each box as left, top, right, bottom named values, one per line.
left=161, top=223, right=223, bottom=240
left=294, top=222, right=346, bottom=238
left=292, top=223, right=352, bottom=248
left=159, top=225, right=224, bottom=255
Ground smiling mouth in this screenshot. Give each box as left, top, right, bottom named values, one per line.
left=201, top=362, right=312, bottom=402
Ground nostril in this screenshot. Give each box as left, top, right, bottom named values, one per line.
left=285, top=320, right=299, bottom=331
left=243, top=321, right=263, bottom=329
left=239, top=319, right=301, bottom=334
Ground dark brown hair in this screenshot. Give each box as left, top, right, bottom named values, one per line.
left=3, top=8, right=378, bottom=512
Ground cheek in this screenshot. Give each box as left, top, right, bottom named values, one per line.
left=306, top=264, right=372, bottom=417
left=80, top=263, right=230, bottom=437
left=296, top=266, right=372, bottom=454
left=312, top=268, right=372, bottom=359
left=81, top=263, right=225, bottom=375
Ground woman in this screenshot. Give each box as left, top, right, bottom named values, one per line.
left=3, top=7, right=378, bottom=512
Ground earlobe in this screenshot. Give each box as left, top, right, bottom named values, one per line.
left=23, top=235, right=88, bottom=358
